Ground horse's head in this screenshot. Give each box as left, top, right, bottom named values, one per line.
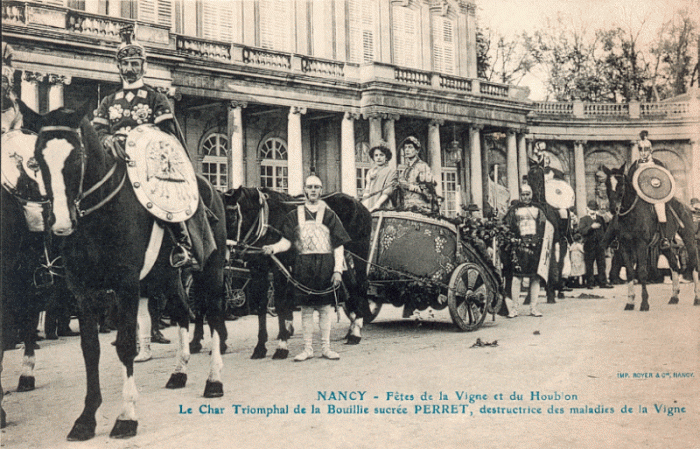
left=223, top=187, right=263, bottom=245
left=22, top=101, right=93, bottom=236
left=602, top=163, right=630, bottom=212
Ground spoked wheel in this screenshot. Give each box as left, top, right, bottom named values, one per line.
left=447, top=262, right=495, bottom=331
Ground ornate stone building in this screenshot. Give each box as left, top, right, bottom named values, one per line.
left=3, top=0, right=698, bottom=218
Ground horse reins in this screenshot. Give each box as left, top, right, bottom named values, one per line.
left=39, top=125, right=127, bottom=218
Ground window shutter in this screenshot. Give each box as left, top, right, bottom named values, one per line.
left=260, top=0, right=292, bottom=51
left=392, top=5, right=418, bottom=68
left=137, top=0, right=171, bottom=27
left=432, top=14, right=455, bottom=74
left=349, top=0, right=374, bottom=63
left=202, top=2, right=234, bottom=42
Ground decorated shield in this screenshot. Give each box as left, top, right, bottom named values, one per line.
left=544, top=179, right=575, bottom=210
left=125, top=124, right=198, bottom=222
left=1, top=129, right=47, bottom=201
left=632, top=165, right=675, bottom=204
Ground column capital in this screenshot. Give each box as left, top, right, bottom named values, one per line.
left=229, top=101, right=248, bottom=110
left=469, top=124, right=484, bottom=132
left=429, top=119, right=444, bottom=127
left=344, top=111, right=361, bottom=121
left=574, top=140, right=588, bottom=147
left=364, top=112, right=384, bottom=121
left=47, top=74, right=71, bottom=86
left=385, top=113, right=400, bottom=122
left=23, top=72, right=45, bottom=83
left=506, top=129, right=518, bottom=137
left=290, top=106, right=307, bottom=115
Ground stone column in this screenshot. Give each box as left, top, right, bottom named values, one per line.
left=287, top=106, right=306, bottom=195
left=21, top=72, right=42, bottom=112
left=506, top=129, right=519, bottom=202
left=341, top=112, right=359, bottom=196
left=574, top=140, right=587, bottom=216
left=47, top=74, right=71, bottom=111
left=228, top=101, right=247, bottom=189
left=384, top=114, right=398, bottom=171
left=691, top=139, right=700, bottom=200
left=368, top=113, right=383, bottom=149
left=428, top=119, right=443, bottom=196
left=469, top=125, right=483, bottom=217
left=518, top=132, right=528, bottom=186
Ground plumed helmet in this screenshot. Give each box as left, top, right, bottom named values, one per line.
left=2, top=42, right=15, bottom=85
left=116, top=25, right=146, bottom=62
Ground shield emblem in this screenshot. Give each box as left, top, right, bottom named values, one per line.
left=125, top=124, right=199, bottom=223
left=544, top=179, right=575, bottom=210
left=632, top=165, right=675, bottom=204
left=1, top=129, right=47, bottom=201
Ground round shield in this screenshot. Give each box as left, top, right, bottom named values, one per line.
left=1, top=129, right=48, bottom=201
left=632, top=165, right=675, bottom=204
left=125, top=124, right=198, bottom=223
left=544, top=179, right=575, bottom=210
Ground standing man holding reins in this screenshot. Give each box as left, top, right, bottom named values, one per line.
left=262, top=176, right=351, bottom=361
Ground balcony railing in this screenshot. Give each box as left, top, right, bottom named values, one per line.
left=6, top=1, right=525, bottom=104
left=533, top=100, right=695, bottom=119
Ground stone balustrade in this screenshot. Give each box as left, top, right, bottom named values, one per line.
left=533, top=99, right=695, bottom=119
left=394, top=67, right=431, bottom=86
left=439, top=74, right=472, bottom=92
left=176, top=36, right=231, bottom=61
left=301, top=57, right=345, bottom=78
left=67, top=10, right=131, bottom=40
left=242, top=47, right=291, bottom=70
left=479, top=81, right=509, bottom=97
left=2, top=1, right=26, bottom=24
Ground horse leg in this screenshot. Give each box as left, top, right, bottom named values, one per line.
left=669, top=270, right=680, bottom=304
left=109, top=280, right=140, bottom=439
left=250, top=274, right=269, bottom=359
left=1, top=310, right=5, bottom=429
left=202, top=272, right=225, bottom=398
left=189, top=313, right=204, bottom=354
left=693, top=270, right=700, bottom=306
left=17, top=308, right=39, bottom=392
left=272, top=271, right=294, bottom=359
left=67, top=300, right=103, bottom=441
left=166, top=273, right=191, bottom=389
left=134, top=297, right=152, bottom=362
left=637, top=246, right=650, bottom=312
left=624, top=281, right=636, bottom=310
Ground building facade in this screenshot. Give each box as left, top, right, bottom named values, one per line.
left=3, top=0, right=698, bottom=219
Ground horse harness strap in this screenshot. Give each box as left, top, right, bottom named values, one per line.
left=238, top=189, right=269, bottom=246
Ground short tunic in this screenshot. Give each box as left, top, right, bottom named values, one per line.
left=503, top=201, right=549, bottom=277
left=280, top=203, right=351, bottom=306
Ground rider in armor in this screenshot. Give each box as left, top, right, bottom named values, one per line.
left=92, top=26, right=197, bottom=269
left=627, top=130, right=671, bottom=250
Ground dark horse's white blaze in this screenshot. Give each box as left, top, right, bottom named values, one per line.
left=42, top=138, right=76, bottom=235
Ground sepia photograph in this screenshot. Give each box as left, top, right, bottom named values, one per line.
left=1, top=0, right=698, bottom=447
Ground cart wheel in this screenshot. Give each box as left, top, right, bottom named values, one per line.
left=448, top=263, right=493, bottom=331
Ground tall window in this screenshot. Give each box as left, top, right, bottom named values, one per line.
left=259, top=137, right=288, bottom=193
left=348, top=0, right=375, bottom=63
left=432, top=14, right=455, bottom=74
left=392, top=3, right=420, bottom=69
left=202, top=1, right=234, bottom=42
left=441, top=170, right=458, bottom=217
left=201, top=133, right=229, bottom=191
left=355, top=142, right=371, bottom=198
left=259, top=0, right=293, bottom=51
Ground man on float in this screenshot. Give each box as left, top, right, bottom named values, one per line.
left=398, top=136, right=438, bottom=214
left=627, top=131, right=671, bottom=250
left=262, top=175, right=351, bottom=361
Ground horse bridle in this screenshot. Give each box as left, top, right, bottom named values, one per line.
left=610, top=172, right=638, bottom=217
left=38, top=125, right=127, bottom=217
left=232, top=188, right=270, bottom=247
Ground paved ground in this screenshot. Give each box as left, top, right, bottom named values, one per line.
left=2, top=281, right=699, bottom=449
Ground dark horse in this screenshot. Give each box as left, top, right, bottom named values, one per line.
left=603, top=164, right=700, bottom=309
left=1, top=120, right=73, bottom=427
left=223, top=186, right=372, bottom=359
left=19, top=101, right=228, bottom=440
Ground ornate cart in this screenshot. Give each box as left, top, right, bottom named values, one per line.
left=364, top=211, right=503, bottom=331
